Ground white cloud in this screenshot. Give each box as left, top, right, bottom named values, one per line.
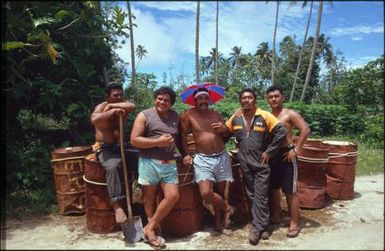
left=330, top=23, right=384, bottom=37
left=346, top=56, right=379, bottom=69
left=351, top=36, right=363, bottom=41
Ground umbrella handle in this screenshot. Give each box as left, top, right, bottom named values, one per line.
left=119, top=112, right=133, bottom=221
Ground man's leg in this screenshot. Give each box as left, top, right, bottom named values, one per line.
left=285, top=192, right=300, bottom=237
left=143, top=183, right=179, bottom=244
left=269, top=189, right=282, bottom=223
left=216, top=181, right=233, bottom=230
left=198, top=180, right=222, bottom=231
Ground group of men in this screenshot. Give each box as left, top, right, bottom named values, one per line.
left=91, top=82, right=310, bottom=248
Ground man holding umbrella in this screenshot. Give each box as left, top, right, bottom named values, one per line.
left=180, top=83, right=234, bottom=235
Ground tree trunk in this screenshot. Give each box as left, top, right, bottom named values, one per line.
left=102, top=66, right=109, bottom=87
left=215, top=1, right=219, bottom=84
left=271, top=1, right=279, bottom=85
left=195, top=1, right=200, bottom=83
left=301, top=1, right=323, bottom=102
left=289, top=1, right=313, bottom=102
left=127, top=1, right=136, bottom=94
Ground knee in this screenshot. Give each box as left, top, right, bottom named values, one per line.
left=165, top=190, right=180, bottom=205
left=200, top=190, right=213, bottom=202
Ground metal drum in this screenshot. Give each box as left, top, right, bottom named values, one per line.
left=83, top=154, right=122, bottom=233
left=322, top=141, right=358, bottom=200
left=51, top=146, right=93, bottom=215
left=297, top=146, right=329, bottom=209
left=157, top=155, right=204, bottom=237
left=228, top=149, right=251, bottom=224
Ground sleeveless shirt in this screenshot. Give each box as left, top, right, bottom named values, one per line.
left=139, top=107, right=180, bottom=160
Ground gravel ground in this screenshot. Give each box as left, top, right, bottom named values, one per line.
left=3, top=174, right=384, bottom=250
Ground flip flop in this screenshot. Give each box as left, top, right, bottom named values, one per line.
left=286, top=228, right=300, bottom=238
left=143, top=234, right=166, bottom=249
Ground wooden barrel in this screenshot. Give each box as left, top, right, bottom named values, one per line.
left=304, top=138, right=325, bottom=148
left=297, top=146, right=329, bottom=209
left=83, top=154, right=122, bottom=234
left=51, top=146, right=93, bottom=215
left=157, top=155, right=204, bottom=237
left=322, top=141, right=358, bottom=200
left=228, top=149, right=251, bottom=224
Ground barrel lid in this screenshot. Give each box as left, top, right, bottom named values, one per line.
left=321, top=140, right=356, bottom=146
left=52, top=146, right=93, bottom=159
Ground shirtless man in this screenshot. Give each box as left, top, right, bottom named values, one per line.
left=266, top=85, right=310, bottom=238
left=91, top=82, right=136, bottom=224
left=181, top=87, right=234, bottom=235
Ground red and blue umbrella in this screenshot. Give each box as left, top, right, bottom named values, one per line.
left=180, top=82, right=225, bottom=106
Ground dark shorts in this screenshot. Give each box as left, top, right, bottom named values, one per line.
left=270, top=147, right=298, bottom=194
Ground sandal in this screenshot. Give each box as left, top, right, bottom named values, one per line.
left=286, top=228, right=300, bottom=238
left=143, top=234, right=166, bottom=249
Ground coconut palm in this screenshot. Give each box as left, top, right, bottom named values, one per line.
left=255, top=42, right=272, bottom=66
left=271, top=1, right=280, bottom=85
left=289, top=1, right=313, bottom=102
left=195, top=1, right=200, bottom=83
left=229, top=46, right=242, bottom=68
left=127, top=1, right=136, bottom=92
left=135, top=44, right=147, bottom=69
left=300, top=1, right=323, bottom=102
left=215, top=0, right=219, bottom=84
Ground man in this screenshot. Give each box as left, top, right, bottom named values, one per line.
left=225, top=88, right=287, bottom=245
left=91, top=82, right=136, bottom=224
left=266, top=85, right=310, bottom=238
left=130, top=86, right=184, bottom=248
left=181, top=87, right=234, bottom=235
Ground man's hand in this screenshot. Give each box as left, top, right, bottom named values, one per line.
left=183, top=154, right=193, bottom=166
left=211, top=122, right=227, bottom=133
left=157, top=133, right=174, bottom=148
left=261, top=152, right=270, bottom=165
left=234, top=108, right=243, bottom=117
left=283, top=148, right=297, bottom=162
left=114, top=108, right=125, bottom=116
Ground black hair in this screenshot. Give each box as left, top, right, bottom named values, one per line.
left=266, top=85, right=284, bottom=95
left=239, top=88, right=256, bottom=101
left=105, top=82, right=123, bottom=95
left=193, top=87, right=209, bottom=97
left=154, top=86, right=176, bottom=105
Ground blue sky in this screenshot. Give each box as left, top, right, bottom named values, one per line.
left=112, top=1, right=384, bottom=86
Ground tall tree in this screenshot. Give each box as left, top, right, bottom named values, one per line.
left=289, top=1, right=313, bottom=101
left=300, top=1, right=323, bottom=102
left=127, top=1, right=136, bottom=94
left=215, top=0, right=219, bottom=84
left=271, top=1, right=280, bottom=85
left=135, top=44, right=147, bottom=69
left=195, top=1, right=200, bottom=83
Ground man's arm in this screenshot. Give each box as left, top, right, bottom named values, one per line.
left=103, top=101, right=136, bottom=113
left=91, top=102, right=123, bottom=130
left=130, top=112, right=174, bottom=149
left=265, top=122, right=287, bottom=158
left=180, top=110, right=194, bottom=165
left=286, top=110, right=310, bottom=160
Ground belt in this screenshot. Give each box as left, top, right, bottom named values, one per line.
left=153, top=159, right=176, bottom=164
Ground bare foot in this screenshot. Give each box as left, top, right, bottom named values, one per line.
left=143, top=225, right=164, bottom=247
left=114, top=207, right=127, bottom=223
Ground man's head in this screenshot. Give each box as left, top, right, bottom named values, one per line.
left=154, top=86, right=176, bottom=113
left=105, top=82, right=123, bottom=103
left=193, top=87, right=210, bottom=110
left=266, top=85, right=285, bottom=109
left=239, top=88, right=257, bottom=111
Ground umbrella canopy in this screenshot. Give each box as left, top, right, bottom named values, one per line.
left=180, top=82, right=225, bottom=106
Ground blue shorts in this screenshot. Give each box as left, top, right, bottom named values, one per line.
left=193, top=151, right=234, bottom=183
left=270, top=147, right=298, bottom=194
left=138, top=157, right=178, bottom=185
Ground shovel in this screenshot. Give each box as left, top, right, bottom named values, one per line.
left=119, top=112, right=144, bottom=243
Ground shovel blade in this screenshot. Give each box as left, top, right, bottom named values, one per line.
left=121, top=216, right=144, bottom=243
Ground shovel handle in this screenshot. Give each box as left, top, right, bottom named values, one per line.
left=119, top=112, right=133, bottom=222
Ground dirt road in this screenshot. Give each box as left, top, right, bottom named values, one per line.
left=3, top=174, right=384, bottom=250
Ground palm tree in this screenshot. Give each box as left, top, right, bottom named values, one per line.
left=255, top=42, right=272, bottom=66
left=300, top=1, right=323, bottom=102
left=135, top=44, right=147, bottom=69
left=289, top=1, right=313, bottom=102
left=195, top=1, right=200, bottom=83
left=271, top=1, right=280, bottom=85
left=229, top=46, right=242, bottom=83
left=127, top=1, right=136, bottom=93
left=215, top=0, right=219, bottom=84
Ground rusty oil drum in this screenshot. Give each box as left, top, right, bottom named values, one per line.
left=157, top=155, right=204, bottom=237
left=297, top=146, right=329, bottom=209
left=51, top=146, right=93, bottom=215
left=83, top=153, right=123, bottom=234
left=228, top=149, right=251, bottom=224
left=186, top=133, right=197, bottom=155
left=322, top=141, right=358, bottom=200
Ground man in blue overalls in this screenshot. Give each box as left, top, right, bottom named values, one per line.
left=225, top=88, right=287, bottom=245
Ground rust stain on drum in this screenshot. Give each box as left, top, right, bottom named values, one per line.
left=51, top=146, right=93, bottom=215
